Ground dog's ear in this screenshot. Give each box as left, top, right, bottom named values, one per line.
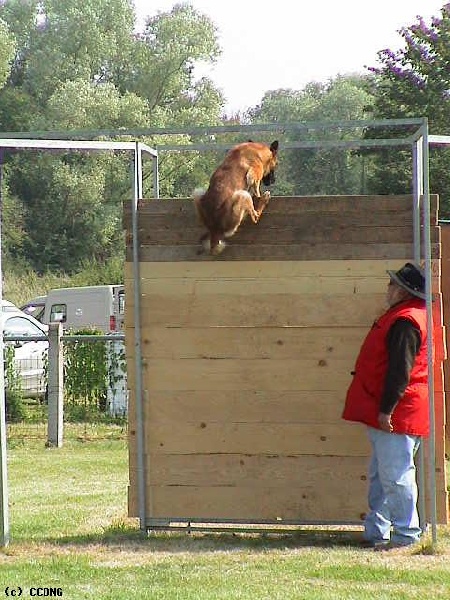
left=270, top=140, right=279, bottom=155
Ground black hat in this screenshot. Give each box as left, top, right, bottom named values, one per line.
left=387, top=263, right=426, bottom=300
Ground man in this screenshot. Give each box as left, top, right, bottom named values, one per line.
left=342, top=262, right=429, bottom=550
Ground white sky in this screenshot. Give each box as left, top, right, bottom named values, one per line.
left=133, top=0, right=446, bottom=114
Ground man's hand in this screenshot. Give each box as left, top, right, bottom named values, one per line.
left=378, top=412, right=393, bottom=433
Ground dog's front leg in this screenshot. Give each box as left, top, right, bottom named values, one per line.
left=246, top=170, right=261, bottom=198
left=253, top=190, right=271, bottom=220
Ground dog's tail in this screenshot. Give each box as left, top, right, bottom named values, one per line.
left=193, top=188, right=206, bottom=202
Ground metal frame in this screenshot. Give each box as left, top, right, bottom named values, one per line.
left=0, top=117, right=447, bottom=545
left=0, top=138, right=158, bottom=546
left=140, top=117, right=441, bottom=541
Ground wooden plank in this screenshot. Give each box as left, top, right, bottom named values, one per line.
left=137, top=421, right=368, bottom=456
left=130, top=454, right=368, bottom=486
left=125, top=292, right=386, bottom=327
left=132, top=357, right=354, bottom=391
left=127, top=390, right=352, bottom=426
left=128, top=242, right=441, bottom=262
left=125, top=259, right=414, bottom=279
left=127, top=326, right=367, bottom=360
left=128, top=483, right=368, bottom=522
left=129, top=276, right=442, bottom=297
left=123, top=194, right=439, bottom=221
left=136, top=224, right=439, bottom=246
left=130, top=276, right=392, bottom=296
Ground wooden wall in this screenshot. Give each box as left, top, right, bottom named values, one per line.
left=124, top=195, right=448, bottom=526
left=441, top=224, right=450, bottom=452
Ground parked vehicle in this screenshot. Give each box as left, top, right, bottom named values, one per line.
left=2, top=301, right=48, bottom=398
left=20, top=295, right=46, bottom=322
left=21, top=285, right=124, bottom=333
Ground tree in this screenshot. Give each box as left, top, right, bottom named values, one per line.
left=0, top=0, right=226, bottom=272
left=0, top=17, right=16, bottom=88
left=248, top=76, right=374, bottom=195
left=0, top=0, right=136, bottom=103
left=365, top=5, right=450, bottom=215
left=125, top=3, right=221, bottom=114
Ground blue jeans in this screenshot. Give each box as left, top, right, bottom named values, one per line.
left=363, top=426, right=422, bottom=546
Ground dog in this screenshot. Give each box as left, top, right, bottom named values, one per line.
left=193, top=140, right=279, bottom=255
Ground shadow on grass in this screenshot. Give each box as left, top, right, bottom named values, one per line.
left=46, top=522, right=368, bottom=553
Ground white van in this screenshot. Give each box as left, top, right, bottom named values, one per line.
left=22, top=285, right=124, bottom=333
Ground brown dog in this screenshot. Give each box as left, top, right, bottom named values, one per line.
left=193, top=140, right=279, bottom=255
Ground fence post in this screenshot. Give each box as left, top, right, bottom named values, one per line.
left=47, top=322, right=63, bottom=447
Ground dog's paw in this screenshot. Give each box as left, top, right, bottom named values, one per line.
left=211, top=240, right=226, bottom=256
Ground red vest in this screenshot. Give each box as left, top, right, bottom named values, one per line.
left=342, top=298, right=429, bottom=436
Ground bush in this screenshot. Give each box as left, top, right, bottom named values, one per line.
left=63, top=328, right=108, bottom=421
left=4, top=344, right=26, bottom=422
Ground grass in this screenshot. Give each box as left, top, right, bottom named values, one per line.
left=1, top=424, right=450, bottom=599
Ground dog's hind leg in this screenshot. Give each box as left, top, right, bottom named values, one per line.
left=209, top=231, right=226, bottom=255
left=225, top=190, right=261, bottom=235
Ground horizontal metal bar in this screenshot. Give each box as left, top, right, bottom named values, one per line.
left=157, top=137, right=413, bottom=152
left=146, top=524, right=363, bottom=535
left=0, top=118, right=424, bottom=140
left=3, top=334, right=125, bottom=342
left=0, top=139, right=157, bottom=157
left=428, top=134, right=450, bottom=146
left=4, top=336, right=47, bottom=342
left=62, top=334, right=125, bottom=342
left=145, top=518, right=362, bottom=528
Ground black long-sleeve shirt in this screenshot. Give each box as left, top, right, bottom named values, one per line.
left=380, top=318, right=422, bottom=415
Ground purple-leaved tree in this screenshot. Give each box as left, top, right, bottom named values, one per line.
left=365, top=3, right=450, bottom=214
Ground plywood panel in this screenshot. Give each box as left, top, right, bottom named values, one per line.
left=125, top=293, right=385, bottom=327
left=137, top=225, right=438, bottom=245
left=134, top=421, right=367, bottom=456
left=128, top=484, right=368, bottom=522
left=128, top=242, right=441, bottom=262
left=127, top=390, right=350, bottom=427
left=125, top=259, right=411, bottom=280
left=125, top=196, right=447, bottom=526
left=130, top=454, right=368, bottom=487
left=123, top=194, right=439, bottom=225
left=123, top=195, right=439, bottom=261
left=131, top=357, right=354, bottom=391
left=127, top=326, right=367, bottom=360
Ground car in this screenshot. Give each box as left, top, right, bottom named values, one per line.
left=2, top=301, right=48, bottom=398
left=20, top=295, right=46, bottom=323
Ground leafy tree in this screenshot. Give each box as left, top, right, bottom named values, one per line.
left=0, top=17, right=16, bottom=88
left=0, top=0, right=136, bottom=103
left=0, top=0, right=226, bottom=271
left=365, top=4, right=450, bottom=215
left=248, top=76, right=374, bottom=195
left=126, top=3, right=221, bottom=113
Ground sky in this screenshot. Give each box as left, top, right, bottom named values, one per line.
left=133, top=1, right=446, bottom=114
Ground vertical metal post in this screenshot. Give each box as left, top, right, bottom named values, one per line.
left=152, top=152, right=160, bottom=198
left=132, top=143, right=147, bottom=531
left=412, top=139, right=423, bottom=262
left=47, top=322, right=64, bottom=447
left=412, top=137, right=427, bottom=531
left=0, top=151, right=9, bottom=546
left=421, top=120, right=438, bottom=545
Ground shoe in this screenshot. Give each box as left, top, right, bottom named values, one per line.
left=373, top=541, right=413, bottom=552
left=360, top=539, right=389, bottom=549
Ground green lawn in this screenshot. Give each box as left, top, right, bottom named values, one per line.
left=1, top=424, right=450, bottom=599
